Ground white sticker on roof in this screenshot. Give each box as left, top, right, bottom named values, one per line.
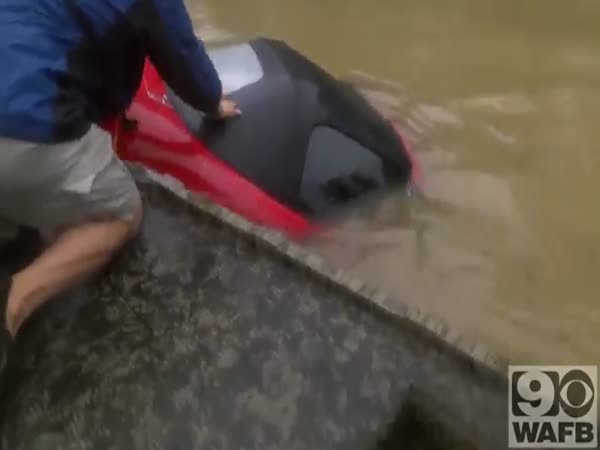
left=207, top=43, right=264, bottom=94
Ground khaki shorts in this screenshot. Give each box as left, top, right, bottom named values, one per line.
left=0, top=125, right=140, bottom=236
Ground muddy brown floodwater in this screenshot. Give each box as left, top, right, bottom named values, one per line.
left=188, top=0, right=600, bottom=366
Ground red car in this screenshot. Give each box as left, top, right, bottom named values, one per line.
left=105, top=37, right=421, bottom=239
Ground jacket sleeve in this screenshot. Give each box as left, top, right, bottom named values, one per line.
left=142, top=0, right=222, bottom=115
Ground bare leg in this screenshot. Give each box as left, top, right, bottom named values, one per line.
left=5, top=206, right=142, bottom=336
left=0, top=125, right=142, bottom=342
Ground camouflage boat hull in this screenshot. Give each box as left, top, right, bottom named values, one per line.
left=0, top=166, right=508, bottom=450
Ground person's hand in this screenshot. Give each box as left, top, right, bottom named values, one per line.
left=216, top=97, right=241, bottom=119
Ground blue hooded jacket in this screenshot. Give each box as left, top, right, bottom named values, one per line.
left=0, top=0, right=222, bottom=143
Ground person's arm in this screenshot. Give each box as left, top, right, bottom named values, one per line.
left=141, top=0, right=222, bottom=116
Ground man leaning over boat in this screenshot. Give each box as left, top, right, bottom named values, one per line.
left=0, top=0, right=240, bottom=374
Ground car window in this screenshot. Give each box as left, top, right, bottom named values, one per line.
left=300, top=125, right=384, bottom=215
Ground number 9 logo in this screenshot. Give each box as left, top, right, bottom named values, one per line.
left=515, top=369, right=556, bottom=417
left=513, top=368, right=596, bottom=418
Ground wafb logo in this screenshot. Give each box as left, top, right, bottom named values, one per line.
left=509, top=366, right=597, bottom=448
